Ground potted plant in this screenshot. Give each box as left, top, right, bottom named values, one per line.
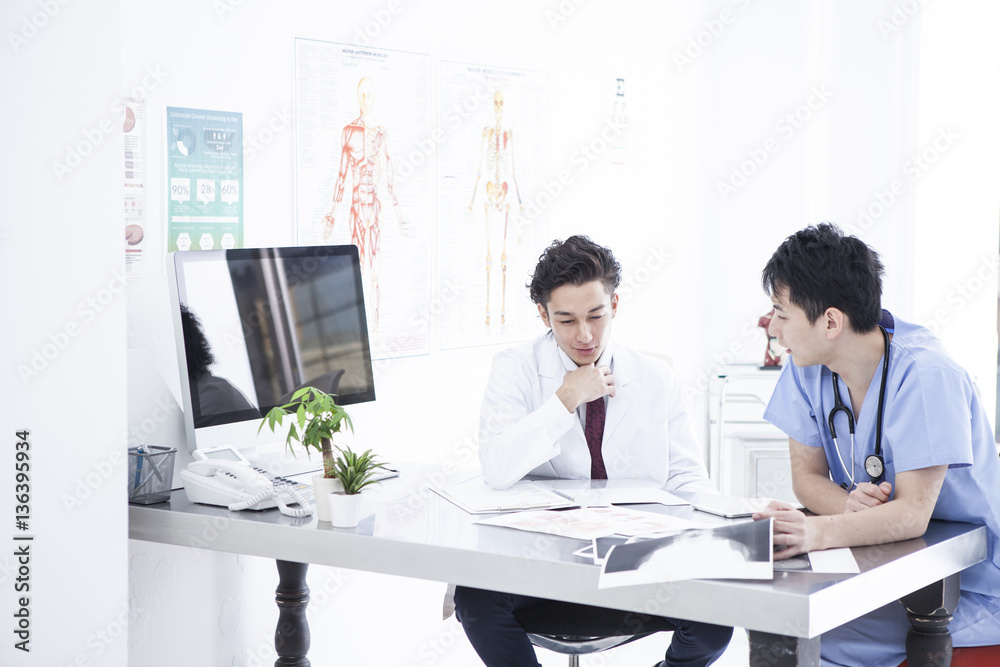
left=325, top=446, right=387, bottom=528
left=259, top=386, right=384, bottom=524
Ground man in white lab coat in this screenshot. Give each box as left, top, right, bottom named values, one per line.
left=454, top=235, right=732, bottom=667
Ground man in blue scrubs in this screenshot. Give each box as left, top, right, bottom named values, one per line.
left=756, top=223, right=1000, bottom=667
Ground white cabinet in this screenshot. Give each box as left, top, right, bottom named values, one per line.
left=708, top=364, right=796, bottom=503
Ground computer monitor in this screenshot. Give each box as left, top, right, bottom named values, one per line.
left=167, top=245, right=376, bottom=470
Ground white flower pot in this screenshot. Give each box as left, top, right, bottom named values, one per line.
left=312, top=474, right=344, bottom=523
left=328, top=492, right=363, bottom=529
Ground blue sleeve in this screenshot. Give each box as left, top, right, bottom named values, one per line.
left=763, top=363, right=826, bottom=447
left=886, top=365, right=974, bottom=472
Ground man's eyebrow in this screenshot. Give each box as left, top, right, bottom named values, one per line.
left=552, top=305, right=606, bottom=317
left=772, top=303, right=785, bottom=311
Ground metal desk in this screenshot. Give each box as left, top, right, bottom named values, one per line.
left=129, top=469, right=986, bottom=667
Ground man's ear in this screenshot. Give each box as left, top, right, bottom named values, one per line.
left=538, top=302, right=551, bottom=328
left=824, top=308, right=846, bottom=340
left=610, top=292, right=619, bottom=318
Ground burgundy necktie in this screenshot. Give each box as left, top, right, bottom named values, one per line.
left=585, top=398, right=607, bottom=480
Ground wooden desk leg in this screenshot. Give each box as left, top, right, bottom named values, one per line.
left=275, top=560, right=311, bottom=667
left=748, top=631, right=820, bottom=666
left=900, top=572, right=961, bottom=667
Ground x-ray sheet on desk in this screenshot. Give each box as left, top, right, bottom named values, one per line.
left=598, top=519, right=774, bottom=587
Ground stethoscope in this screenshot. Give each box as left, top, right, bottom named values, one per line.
left=828, top=325, right=889, bottom=489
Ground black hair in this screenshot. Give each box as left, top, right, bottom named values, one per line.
left=179, top=303, right=215, bottom=376
left=527, top=235, right=621, bottom=306
left=761, top=223, right=884, bottom=332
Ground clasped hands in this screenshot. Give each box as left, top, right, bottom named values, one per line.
left=753, top=481, right=893, bottom=560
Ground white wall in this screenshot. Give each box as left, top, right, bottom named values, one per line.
left=122, top=1, right=1000, bottom=666
left=0, top=1, right=128, bottom=666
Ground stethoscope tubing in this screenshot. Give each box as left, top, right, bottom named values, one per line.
left=828, top=325, right=890, bottom=489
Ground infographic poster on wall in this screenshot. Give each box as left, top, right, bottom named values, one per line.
left=294, top=39, right=432, bottom=359
left=437, top=62, right=549, bottom=350
left=123, top=97, right=148, bottom=275
left=165, top=106, right=244, bottom=252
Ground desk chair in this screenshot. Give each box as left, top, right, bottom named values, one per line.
left=515, top=602, right=673, bottom=667
left=897, top=645, right=1000, bottom=667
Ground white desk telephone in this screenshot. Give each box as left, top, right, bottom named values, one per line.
left=180, top=447, right=313, bottom=517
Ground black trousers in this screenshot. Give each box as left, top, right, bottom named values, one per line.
left=454, top=586, right=733, bottom=667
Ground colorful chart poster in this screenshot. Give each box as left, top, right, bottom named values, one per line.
left=294, top=39, right=432, bottom=359
left=123, top=97, right=148, bottom=275
left=166, top=106, right=243, bottom=252
left=437, top=62, right=549, bottom=350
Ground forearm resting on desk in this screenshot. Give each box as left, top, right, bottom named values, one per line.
left=761, top=466, right=947, bottom=558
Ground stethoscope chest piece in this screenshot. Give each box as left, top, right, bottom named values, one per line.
left=864, top=454, right=884, bottom=483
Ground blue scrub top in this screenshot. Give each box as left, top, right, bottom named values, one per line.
left=763, top=314, right=1000, bottom=598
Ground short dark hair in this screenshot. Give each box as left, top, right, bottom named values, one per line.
left=761, top=223, right=884, bottom=332
left=528, top=235, right=621, bottom=306
left=180, top=303, right=215, bottom=376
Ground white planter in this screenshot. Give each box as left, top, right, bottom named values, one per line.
left=311, top=474, right=344, bottom=523
left=328, top=492, right=363, bottom=529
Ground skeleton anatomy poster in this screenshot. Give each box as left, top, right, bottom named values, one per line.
left=437, top=62, right=549, bottom=350
left=295, top=39, right=431, bottom=358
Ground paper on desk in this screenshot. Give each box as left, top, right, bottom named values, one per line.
left=477, top=506, right=705, bottom=541
left=538, top=479, right=689, bottom=507
left=807, top=547, right=860, bottom=574
left=432, top=479, right=574, bottom=514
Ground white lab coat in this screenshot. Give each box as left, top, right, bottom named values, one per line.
left=479, top=333, right=716, bottom=493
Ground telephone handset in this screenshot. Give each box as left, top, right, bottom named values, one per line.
left=180, top=459, right=313, bottom=517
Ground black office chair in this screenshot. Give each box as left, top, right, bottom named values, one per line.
left=515, top=601, right=673, bottom=667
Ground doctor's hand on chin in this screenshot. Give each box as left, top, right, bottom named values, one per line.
left=555, top=363, right=616, bottom=412
left=753, top=501, right=818, bottom=561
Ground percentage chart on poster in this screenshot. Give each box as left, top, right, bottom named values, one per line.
left=166, top=107, right=243, bottom=252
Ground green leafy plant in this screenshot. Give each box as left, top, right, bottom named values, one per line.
left=324, top=446, right=387, bottom=495
left=258, top=386, right=354, bottom=478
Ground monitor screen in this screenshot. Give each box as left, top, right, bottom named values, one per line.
left=168, top=245, right=376, bottom=455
